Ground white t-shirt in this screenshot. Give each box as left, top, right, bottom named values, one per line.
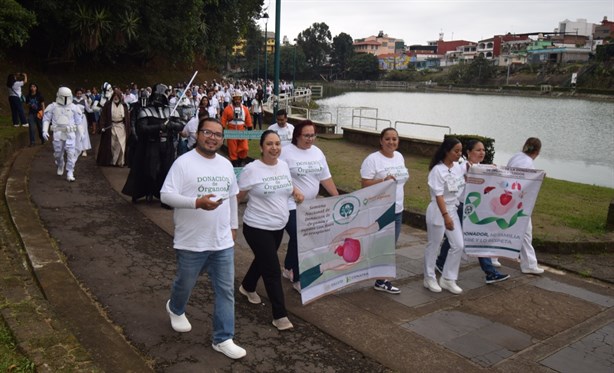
left=9, top=81, right=24, bottom=96
left=238, top=159, right=294, bottom=230
left=360, top=151, right=410, bottom=213
left=181, top=116, right=199, bottom=148
left=251, top=99, right=262, bottom=114
left=279, top=144, right=332, bottom=210
left=160, top=151, right=239, bottom=252
left=428, top=162, right=466, bottom=206
left=268, top=122, right=295, bottom=147
left=507, top=152, right=534, bottom=169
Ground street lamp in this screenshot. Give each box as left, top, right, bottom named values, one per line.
left=292, top=39, right=297, bottom=97
left=262, top=12, right=269, bottom=100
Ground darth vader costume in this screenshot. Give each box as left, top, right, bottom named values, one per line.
left=121, top=83, right=184, bottom=203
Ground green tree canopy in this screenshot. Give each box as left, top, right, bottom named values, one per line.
left=296, top=22, right=331, bottom=68
left=12, top=0, right=263, bottom=66
left=347, top=53, right=380, bottom=80
left=0, top=0, right=36, bottom=51
left=331, top=32, right=353, bottom=75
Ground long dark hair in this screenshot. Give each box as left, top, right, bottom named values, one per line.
left=429, top=137, right=461, bottom=170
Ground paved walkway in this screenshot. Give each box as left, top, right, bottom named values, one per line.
left=6, top=143, right=614, bottom=372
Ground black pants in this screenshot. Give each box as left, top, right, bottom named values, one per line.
left=241, top=223, right=287, bottom=319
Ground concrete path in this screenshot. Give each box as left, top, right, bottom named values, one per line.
left=7, top=142, right=614, bottom=372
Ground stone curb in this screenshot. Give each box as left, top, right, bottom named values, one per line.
left=2, top=136, right=153, bottom=372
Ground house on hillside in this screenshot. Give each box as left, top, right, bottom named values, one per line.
left=477, top=34, right=531, bottom=64
left=594, top=16, right=614, bottom=41
left=353, top=31, right=404, bottom=56
left=526, top=39, right=591, bottom=64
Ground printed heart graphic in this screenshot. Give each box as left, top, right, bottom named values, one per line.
left=484, top=186, right=496, bottom=194
left=334, top=238, right=361, bottom=263
left=500, top=192, right=513, bottom=206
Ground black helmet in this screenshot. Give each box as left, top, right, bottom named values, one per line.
left=150, top=83, right=169, bottom=107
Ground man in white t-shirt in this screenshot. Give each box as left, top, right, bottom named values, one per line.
left=268, top=109, right=295, bottom=147
left=160, top=118, right=246, bottom=360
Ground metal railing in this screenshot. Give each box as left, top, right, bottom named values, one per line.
left=351, top=115, right=392, bottom=131
left=394, top=120, right=451, bottom=134
left=393, top=120, right=451, bottom=140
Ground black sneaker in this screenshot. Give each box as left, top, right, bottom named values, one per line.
left=373, top=280, right=400, bottom=294
left=485, top=273, right=510, bottom=284
left=435, top=262, right=444, bottom=274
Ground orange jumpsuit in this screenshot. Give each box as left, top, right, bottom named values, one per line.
left=221, top=104, right=253, bottom=163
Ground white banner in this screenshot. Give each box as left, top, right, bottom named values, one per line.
left=297, top=180, right=397, bottom=304
left=463, top=165, right=545, bottom=259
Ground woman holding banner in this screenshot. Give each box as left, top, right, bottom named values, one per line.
left=435, top=140, right=510, bottom=284
left=237, top=130, right=304, bottom=331
left=360, top=127, right=409, bottom=294
left=507, top=137, right=545, bottom=275
left=424, top=137, right=465, bottom=294
left=280, top=120, right=339, bottom=293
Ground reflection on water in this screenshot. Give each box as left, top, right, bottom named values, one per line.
left=316, top=92, right=614, bottom=188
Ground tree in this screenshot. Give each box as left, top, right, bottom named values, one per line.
left=296, top=22, right=331, bottom=68
left=0, top=0, right=36, bottom=52
left=347, top=53, right=380, bottom=80
left=331, top=32, right=353, bottom=76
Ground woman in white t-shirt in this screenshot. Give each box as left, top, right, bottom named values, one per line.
left=360, top=127, right=409, bottom=294
left=507, top=137, right=545, bottom=275
left=237, top=130, right=303, bottom=331
left=424, top=137, right=465, bottom=295
left=250, top=92, right=263, bottom=130
left=279, top=120, right=339, bottom=292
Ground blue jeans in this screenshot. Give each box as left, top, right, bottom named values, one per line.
left=28, top=112, right=44, bottom=144
left=169, top=247, right=235, bottom=344
left=436, top=203, right=498, bottom=276
left=9, top=96, right=27, bottom=125
left=394, top=212, right=402, bottom=244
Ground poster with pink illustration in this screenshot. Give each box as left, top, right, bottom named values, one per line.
left=296, top=180, right=397, bottom=304
left=463, top=165, right=545, bottom=259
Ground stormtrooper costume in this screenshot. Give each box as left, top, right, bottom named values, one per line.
left=42, top=87, right=83, bottom=182
left=91, top=82, right=113, bottom=120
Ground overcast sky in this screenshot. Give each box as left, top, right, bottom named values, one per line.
left=260, top=0, right=614, bottom=45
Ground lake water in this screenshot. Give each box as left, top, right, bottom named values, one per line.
left=315, top=91, right=614, bottom=189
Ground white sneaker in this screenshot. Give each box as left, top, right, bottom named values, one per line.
left=165, top=300, right=192, bottom=332
left=239, top=285, right=261, bottom=304
left=282, top=268, right=294, bottom=282
left=56, top=165, right=64, bottom=176
left=22, top=123, right=29, bottom=127
left=272, top=317, right=294, bottom=331
left=491, top=258, right=502, bottom=267
left=521, top=267, right=544, bottom=275
left=66, top=172, right=75, bottom=182
left=423, top=277, right=442, bottom=293
left=439, top=278, right=463, bottom=295
left=81, top=151, right=87, bottom=157
left=212, top=339, right=246, bottom=359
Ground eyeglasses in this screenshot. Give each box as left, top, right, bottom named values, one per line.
left=199, top=129, right=224, bottom=139
left=301, top=134, right=317, bottom=139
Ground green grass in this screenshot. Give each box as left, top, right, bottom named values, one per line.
left=0, top=319, right=35, bottom=373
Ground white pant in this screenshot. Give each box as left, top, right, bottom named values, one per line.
left=53, top=133, right=78, bottom=174
left=424, top=202, right=464, bottom=281
left=519, top=218, right=539, bottom=271
left=111, top=122, right=126, bottom=166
